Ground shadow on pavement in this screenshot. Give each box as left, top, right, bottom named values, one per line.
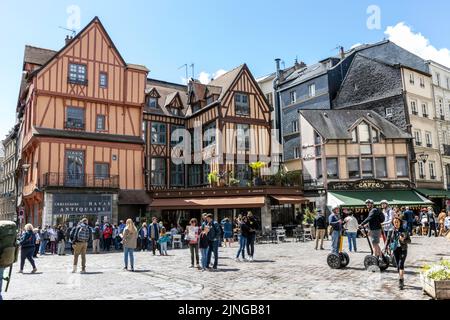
left=20, top=272, right=44, bottom=275
left=250, top=260, right=276, bottom=263
left=80, top=272, right=103, bottom=275
left=214, top=268, right=240, bottom=272
left=132, top=270, right=152, bottom=273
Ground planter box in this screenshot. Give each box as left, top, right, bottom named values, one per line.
left=420, top=273, right=450, bottom=300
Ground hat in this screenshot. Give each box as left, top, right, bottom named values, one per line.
left=331, top=205, right=340, bottom=211
left=365, top=199, right=374, bottom=204
left=380, top=200, right=388, bottom=205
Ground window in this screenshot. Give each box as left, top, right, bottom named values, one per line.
left=68, top=63, right=87, bottom=85
left=171, top=125, right=184, bottom=146
left=170, top=163, right=184, bottom=186
left=235, top=164, right=252, bottom=186
left=326, top=158, right=339, bottom=179
left=236, top=124, right=250, bottom=151
left=292, top=120, right=299, bottom=133
left=151, top=122, right=166, bottom=145
left=411, top=101, right=418, bottom=115
left=396, top=157, right=408, bottom=178
left=360, top=144, right=372, bottom=155
left=99, top=73, right=108, bottom=88
left=192, top=103, right=201, bottom=113
left=294, top=147, right=300, bottom=159
left=315, top=145, right=321, bottom=157
left=429, top=161, right=436, bottom=179
left=351, top=129, right=357, bottom=143
left=188, top=165, right=202, bottom=186
left=171, top=107, right=181, bottom=116
left=385, top=107, right=393, bottom=117
left=409, top=73, right=415, bottom=85
left=422, top=103, right=429, bottom=117
left=203, top=163, right=211, bottom=185
left=266, top=93, right=273, bottom=106
left=447, top=77, right=450, bottom=90
left=371, top=128, right=379, bottom=143
left=203, top=122, right=216, bottom=148
left=235, top=93, right=250, bottom=116
left=425, top=131, right=432, bottom=148
left=94, top=163, right=109, bottom=179
left=290, top=91, right=297, bottom=104
left=418, top=161, right=425, bottom=179
left=206, top=96, right=214, bottom=105
left=361, top=158, right=373, bottom=178
left=439, top=99, right=444, bottom=118
left=151, top=158, right=166, bottom=186
left=358, top=122, right=370, bottom=143
left=414, top=130, right=422, bottom=146
left=420, top=77, right=425, bottom=88
left=436, top=73, right=441, bottom=86
left=308, top=84, right=316, bottom=97
left=65, top=107, right=85, bottom=129
left=96, top=115, right=105, bottom=131
left=314, top=131, right=321, bottom=145
left=316, top=159, right=322, bottom=179
left=147, top=97, right=158, bottom=108
left=375, top=157, right=387, bottom=178
left=347, top=158, right=360, bottom=179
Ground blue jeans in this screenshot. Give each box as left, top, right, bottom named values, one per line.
left=347, top=232, right=357, bottom=252
left=114, top=237, right=120, bottom=250
left=206, top=240, right=219, bottom=269
left=0, top=267, right=4, bottom=301
left=246, top=233, right=256, bottom=257
left=39, top=240, right=48, bottom=255
left=331, top=230, right=340, bottom=255
left=407, top=222, right=413, bottom=235
left=200, top=248, right=209, bottom=269
left=236, top=235, right=247, bottom=259
left=123, top=247, right=134, bottom=269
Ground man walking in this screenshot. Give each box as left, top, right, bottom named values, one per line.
left=403, top=207, right=414, bottom=236
left=328, top=206, right=342, bottom=255
left=39, top=226, right=49, bottom=255
left=148, top=217, right=161, bottom=256
left=246, top=211, right=259, bottom=261
left=206, top=214, right=221, bottom=270
left=70, top=218, right=91, bottom=273
left=313, top=209, right=326, bottom=250
left=92, top=223, right=101, bottom=254
left=360, top=199, right=384, bottom=259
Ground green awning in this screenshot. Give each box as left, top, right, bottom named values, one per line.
left=416, top=188, right=450, bottom=199
left=328, top=190, right=433, bottom=208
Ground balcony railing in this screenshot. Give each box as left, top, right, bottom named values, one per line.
left=42, top=172, right=119, bottom=189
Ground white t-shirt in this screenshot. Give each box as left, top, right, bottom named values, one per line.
left=344, top=216, right=359, bottom=233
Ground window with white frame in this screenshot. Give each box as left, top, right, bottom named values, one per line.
left=414, top=130, right=422, bottom=146
left=436, top=73, right=441, bottom=86
left=418, top=161, right=425, bottom=178
left=68, top=63, right=87, bottom=84
left=294, top=147, right=300, bottom=159
left=439, top=99, right=444, bottom=118
left=422, top=103, right=429, bottom=117
left=409, top=73, right=415, bottom=85
left=235, top=93, right=250, bottom=116
left=292, top=120, right=299, bottom=133
left=290, top=91, right=297, bottom=104
left=308, top=83, right=316, bottom=97
left=425, top=131, right=432, bottom=147
left=429, top=161, right=436, bottom=179
left=236, top=124, right=250, bottom=151
left=411, top=100, right=418, bottom=114
left=385, top=107, right=393, bottom=117
left=396, top=157, right=408, bottom=178
left=420, top=77, right=425, bottom=88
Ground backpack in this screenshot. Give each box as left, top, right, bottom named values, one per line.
left=75, top=225, right=90, bottom=242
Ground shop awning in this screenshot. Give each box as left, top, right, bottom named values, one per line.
left=270, top=195, right=309, bottom=205
left=327, top=190, right=433, bottom=208
left=151, top=196, right=266, bottom=210
left=416, top=188, right=450, bottom=199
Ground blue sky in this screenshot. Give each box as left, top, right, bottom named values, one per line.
left=1, top=0, right=450, bottom=141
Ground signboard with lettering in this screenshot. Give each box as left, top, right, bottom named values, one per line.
left=328, top=179, right=411, bottom=191
left=52, top=194, right=112, bottom=215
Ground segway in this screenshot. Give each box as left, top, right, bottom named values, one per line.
left=360, top=226, right=389, bottom=271
left=327, top=227, right=350, bottom=269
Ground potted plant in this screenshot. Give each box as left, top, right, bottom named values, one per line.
left=303, top=208, right=316, bottom=226
left=229, top=178, right=240, bottom=187
left=420, top=259, right=450, bottom=300
left=207, top=171, right=219, bottom=187
left=249, top=161, right=266, bottom=186
left=218, top=171, right=227, bottom=187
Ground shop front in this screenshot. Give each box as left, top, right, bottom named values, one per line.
left=327, top=179, right=433, bottom=222
left=415, top=189, right=450, bottom=212
left=42, top=192, right=118, bottom=228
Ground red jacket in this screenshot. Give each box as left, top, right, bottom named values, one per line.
left=103, top=226, right=112, bottom=239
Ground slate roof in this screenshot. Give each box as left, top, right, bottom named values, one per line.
left=33, top=127, right=144, bottom=144
left=144, top=79, right=188, bottom=118
left=208, top=64, right=245, bottom=101
left=23, top=45, right=57, bottom=66
left=280, top=62, right=328, bottom=90
left=300, top=109, right=412, bottom=140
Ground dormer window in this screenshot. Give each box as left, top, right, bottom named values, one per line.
left=148, top=97, right=158, bottom=108
left=206, top=96, right=215, bottom=105
left=171, top=108, right=181, bottom=116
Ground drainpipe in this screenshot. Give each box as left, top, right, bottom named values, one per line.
left=273, top=59, right=283, bottom=162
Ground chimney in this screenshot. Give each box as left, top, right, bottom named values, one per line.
left=65, top=35, right=73, bottom=45
left=275, top=58, right=282, bottom=81
left=340, top=46, right=345, bottom=59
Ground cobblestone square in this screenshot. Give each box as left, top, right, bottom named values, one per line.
left=3, top=236, right=449, bottom=300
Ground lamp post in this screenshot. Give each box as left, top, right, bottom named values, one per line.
left=418, top=153, right=429, bottom=164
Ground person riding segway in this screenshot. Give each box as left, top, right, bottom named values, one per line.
left=359, top=200, right=389, bottom=271
left=327, top=206, right=350, bottom=269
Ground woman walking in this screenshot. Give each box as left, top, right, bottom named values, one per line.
left=185, top=218, right=200, bottom=268
left=121, top=219, right=138, bottom=271
left=344, top=211, right=358, bottom=252
left=236, top=216, right=250, bottom=262
left=19, top=224, right=37, bottom=274
left=199, top=226, right=210, bottom=271
left=387, top=217, right=411, bottom=290
left=57, top=225, right=66, bottom=255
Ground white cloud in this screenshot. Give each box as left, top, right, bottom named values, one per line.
left=197, top=69, right=228, bottom=84
left=212, top=69, right=227, bottom=80
left=350, top=43, right=362, bottom=50
left=385, top=22, right=450, bottom=68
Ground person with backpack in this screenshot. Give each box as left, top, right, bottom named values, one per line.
left=57, top=225, right=66, bottom=256
left=103, top=223, right=113, bottom=251
left=70, top=218, right=91, bottom=273
left=19, top=224, right=38, bottom=274
left=206, top=214, right=221, bottom=270
left=121, top=219, right=138, bottom=271
left=246, top=211, right=259, bottom=262
left=92, top=223, right=101, bottom=254
left=148, top=217, right=161, bottom=256
left=39, top=226, right=49, bottom=255
left=314, top=209, right=327, bottom=250
left=359, top=199, right=384, bottom=259
left=387, top=217, right=411, bottom=290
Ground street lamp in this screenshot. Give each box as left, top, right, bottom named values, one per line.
left=418, top=153, right=429, bottom=164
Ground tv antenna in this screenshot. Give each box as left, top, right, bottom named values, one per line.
left=59, top=26, right=76, bottom=37
left=178, top=64, right=188, bottom=82
left=190, top=63, right=195, bottom=78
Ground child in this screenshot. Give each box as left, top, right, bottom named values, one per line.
left=158, top=227, right=170, bottom=256
left=199, top=226, right=210, bottom=271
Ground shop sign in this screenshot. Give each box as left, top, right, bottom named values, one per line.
left=53, top=194, right=112, bottom=215
left=328, top=179, right=411, bottom=191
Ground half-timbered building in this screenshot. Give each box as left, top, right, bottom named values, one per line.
left=17, top=17, right=149, bottom=227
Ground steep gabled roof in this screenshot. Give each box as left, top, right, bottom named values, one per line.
left=300, top=109, right=411, bottom=140
left=208, top=64, right=245, bottom=101
left=144, top=79, right=188, bottom=118
left=23, top=46, right=57, bottom=67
